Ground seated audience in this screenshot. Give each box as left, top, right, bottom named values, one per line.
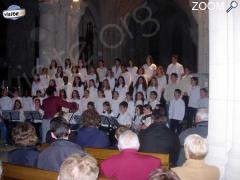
left=177, top=108, right=208, bottom=165
left=139, top=109, right=180, bottom=165
left=59, top=153, right=99, bottom=180
left=149, top=169, right=180, bottom=180
left=75, top=109, right=110, bottom=148
left=8, top=122, right=39, bottom=167
left=101, top=130, right=161, bottom=180
left=37, top=117, right=83, bottom=171
left=172, top=134, right=220, bottom=180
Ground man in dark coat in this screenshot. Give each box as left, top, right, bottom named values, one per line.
left=139, top=109, right=180, bottom=165
left=37, top=117, right=83, bottom=171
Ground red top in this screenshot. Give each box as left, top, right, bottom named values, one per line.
left=101, top=149, right=161, bottom=180
left=42, top=96, right=77, bottom=119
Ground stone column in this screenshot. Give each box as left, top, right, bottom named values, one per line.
left=206, top=0, right=240, bottom=179
left=67, top=0, right=86, bottom=64
left=39, top=1, right=58, bottom=67
left=197, top=10, right=209, bottom=74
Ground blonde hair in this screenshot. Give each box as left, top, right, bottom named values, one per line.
left=12, top=122, right=38, bottom=146
left=184, top=134, right=208, bottom=160
left=59, top=153, right=99, bottom=180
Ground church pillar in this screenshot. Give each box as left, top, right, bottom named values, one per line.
left=197, top=10, right=209, bottom=74
left=206, top=0, right=240, bottom=179
left=39, top=0, right=84, bottom=67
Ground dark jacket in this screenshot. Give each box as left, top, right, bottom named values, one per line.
left=177, top=121, right=208, bottom=165
left=75, top=127, right=110, bottom=148
left=8, top=146, right=39, bottom=167
left=37, top=139, right=83, bottom=171
left=139, top=123, right=180, bottom=165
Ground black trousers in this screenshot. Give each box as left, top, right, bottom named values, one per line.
left=170, top=119, right=181, bottom=134
left=186, top=107, right=197, bottom=128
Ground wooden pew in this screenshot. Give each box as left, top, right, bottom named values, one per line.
left=40, top=144, right=170, bottom=169
left=2, top=162, right=107, bottom=180
left=85, top=147, right=170, bottom=170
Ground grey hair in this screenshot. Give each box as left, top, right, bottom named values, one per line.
left=118, top=130, right=140, bottom=150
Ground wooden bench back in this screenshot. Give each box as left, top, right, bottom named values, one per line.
left=40, top=144, right=170, bottom=169
left=2, top=162, right=58, bottom=180
left=2, top=162, right=107, bottom=180
left=85, top=147, right=170, bottom=170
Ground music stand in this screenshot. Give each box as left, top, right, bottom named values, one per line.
left=2, top=110, right=20, bottom=122
left=24, top=111, right=42, bottom=123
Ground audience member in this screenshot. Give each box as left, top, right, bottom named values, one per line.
left=37, top=117, right=83, bottom=171
left=177, top=108, right=208, bottom=165
left=59, top=153, right=99, bottom=180
left=172, top=134, right=220, bottom=180
left=75, top=109, right=110, bottom=148
left=101, top=130, right=161, bottom=180
left=8, top=122, right=39, bottom=167
left=149, top=169, right=180, bottom=180
left=139, top=109, right=180, bottom=165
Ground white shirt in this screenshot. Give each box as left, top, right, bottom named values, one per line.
left=40, top=75, right=49, bottom=89
left=149, top=99, right=160, bottom=109
left=105, top=77, right=115, bottom=90
left=95, top=97, right=107, bottom=114
left=87, top=74, right=97, bottom=84
left=188, top=86, right=200, bottom=108
left=117, top=112, right=132, bottom=126
left=112, top=65, right=122, bottom=79
left=88, top=87, right=98, bottom=99
left=157, top=75, right=167, bottom=90
left=127, top=66, right=138, bottom=80
left=143, top=63, right=157, bottom=80
left=62, top=83, right=72, bottom=99
left=79, top=68, right=88, bottom=82
left=22, top=97, right=33, bottom=111
left=166, top=62, right=184, bottom=83
left=104, top=89, right=112, bottom=101
left=147, top=86, right=161, bottom=101
left=179, top=75, right=192, bottom=93
left=164, top=83, right=181, bottom=102
left=169, top=98, right=185, bottom=121
left=126, top=100, right=135, bottom=118
left=69, top=99, right=82, bottom=115
left=111, top=98, right=121, bottom=117
left=198, top=97, right=209, bottom=108
left=114, top=85, right=128, bottom=101
left=97, top=67, right=107, bottom=82
left=0, top=96, right=13, bottom=111
left=81, top=96, right=92, bottom=112
left=122, top=71, right=132, bottom=87
left=32, top=81, right=44, bottom=96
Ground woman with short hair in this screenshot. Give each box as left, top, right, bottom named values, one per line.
left=8, top=122, right=39, bottom=167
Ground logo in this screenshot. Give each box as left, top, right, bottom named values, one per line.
left=3, top=5, right=26, bottom=20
